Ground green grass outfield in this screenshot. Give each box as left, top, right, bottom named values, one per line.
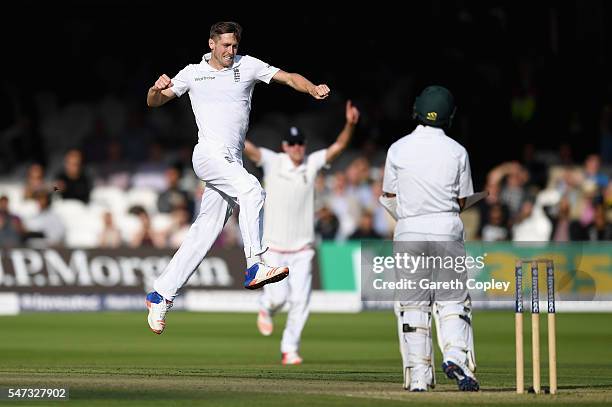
left=0, top=311, right=611, bottom=406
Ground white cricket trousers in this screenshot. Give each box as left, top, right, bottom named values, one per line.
left=259, top=248, right=314, bottom=353
left=394, top=219, right=476, bottom=381
left=154, top=141, right=267, bottom=300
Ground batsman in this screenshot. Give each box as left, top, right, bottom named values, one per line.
left=380, top=86, right=479, bottom=392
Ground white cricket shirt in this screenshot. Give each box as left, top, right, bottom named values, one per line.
left=383, top=125, right=473, bottom=235
left=258, top=148, right=328, bottom=250
left=171, top=54, right=280, bottom=151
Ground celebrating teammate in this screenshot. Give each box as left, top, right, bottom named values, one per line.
left=244, top=100, right=359, bottom=364
left=380, top=86, right=479, bottom=391
left=144, top=21, right=330, bottom=335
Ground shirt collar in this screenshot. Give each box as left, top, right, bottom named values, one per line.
left=415, top=124, right=446, bottom=135
left=281, top=153, right=306, bottom=172
left=200, top=53, right=243, bottom=71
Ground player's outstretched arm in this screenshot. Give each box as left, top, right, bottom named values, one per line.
left=147, top=74, right=177, bottom=107
left=272, top=70, right=330, bottom=99
left=243, top=140, right=262, bottom=164
left=325, top=100, right=360, bottom=163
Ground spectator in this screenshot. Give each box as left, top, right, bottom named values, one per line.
left=98, top=211, right=122, bottom=248
left=586, top=202, right=612, bottom=240
left=511, top=196, right=552, bottom=241
left=553, top=167, right=584, bottom=217
left=369, top=179, right=395, bottom=238
left=544, top=195, right=582, bottom=242
left=583, top=154, right=609, bottom=189
left=498, top=162, right=529, bottom=223
left=167, top=207, right=191, bottom=249
left=577, top=181, right=599, bottom=231
left=157, top=164, right=194, bottom=215
left=327, top=171, right=360, bottom=239
left=128, top=205, right=165, bottom=248
left=315, top=206, right=339, bottom=240
left=488, top=161, right=529, bottom=225
left=54, top=149, right=92, bottom=203
left=349, top=210, right=382, bottom=240
left=0, top=196, right=24, bottom=246
left=604, top=180, right=612, bottom=212
left=477, top=176, right=510, bottom=237
left=23, top=163, right=48, bottom=200
left=480, top=203, right=509, bottom=241
left=345, top=156, right=372, bottom=208
left=313, top=172, right=329, bottom=213
left=23, top=190, right=65, bottom=247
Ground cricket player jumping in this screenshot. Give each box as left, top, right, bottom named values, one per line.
left=144, top=21, right=330, bottom=334
left=244, top=101, right=360, bottom=364
left=380, top=86, right=479, bottom=391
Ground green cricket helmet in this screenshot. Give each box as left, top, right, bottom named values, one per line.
left=412, top=85, right=456, bottom=128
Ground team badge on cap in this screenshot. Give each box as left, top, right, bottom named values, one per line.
left=283, top=126, right=306, bottom=144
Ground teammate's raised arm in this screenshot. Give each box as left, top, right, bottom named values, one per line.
left=325, top=100, right=360, bottom=163
left=147, top=74, right=177, bottom=107
left=243, top=140, right=262, bottom=164
left=272, top=70, right=330, bottom=99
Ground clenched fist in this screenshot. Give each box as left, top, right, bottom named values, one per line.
left=152, top=74, right=173, bottom=92
left=309, top=84, right=330, bottom=100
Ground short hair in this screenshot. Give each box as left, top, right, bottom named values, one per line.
left=209, top=21, right=242, bottom=42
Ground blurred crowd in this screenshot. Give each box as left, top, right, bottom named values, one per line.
left=0, top=146, right=391, bottom=249
left=0, top=140, right=610, bottom=249
left=473, top=149, right=612, bottom=241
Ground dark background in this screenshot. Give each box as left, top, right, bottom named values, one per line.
left=2, top=1, right=611, bottom=187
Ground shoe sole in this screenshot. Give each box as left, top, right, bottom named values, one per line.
left=282, top=359, right=303, bottom=365
left=258, top=327, right=273, bottom=336
left=146, top=300, right=164, bottom=335
left=245, top=267, right=289, bottom=290
left=257, top=318, right=273, bottom=336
